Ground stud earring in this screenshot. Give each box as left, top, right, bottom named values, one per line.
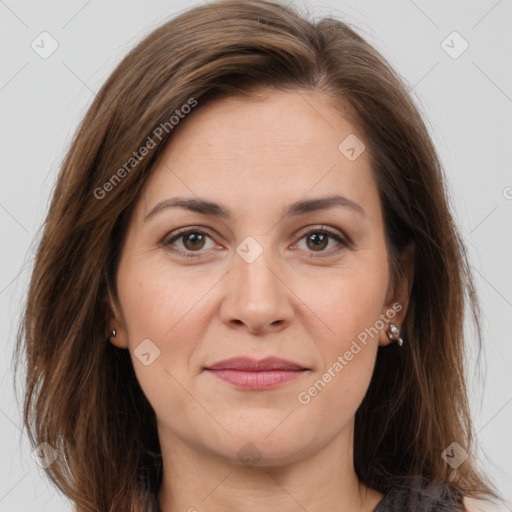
left=110, top=329, right=116, bottom=338
left=387, top=324, right=403, bottom=347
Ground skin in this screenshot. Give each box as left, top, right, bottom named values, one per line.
left=109, top=89, right=414, bottom=512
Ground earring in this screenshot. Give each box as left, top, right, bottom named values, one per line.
left=387, top=324, right=403, bottom=346
left=110, top=329, right=116, bottom=338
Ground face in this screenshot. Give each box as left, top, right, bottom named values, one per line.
left=110, top=89, right=410, bottom=467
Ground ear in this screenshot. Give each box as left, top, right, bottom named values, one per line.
left=106, top=287, right=129, bottom=349
left=379, top=243, right=415, bottom=347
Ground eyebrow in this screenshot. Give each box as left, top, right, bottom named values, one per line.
left=144, top=194, right=366, bottom=222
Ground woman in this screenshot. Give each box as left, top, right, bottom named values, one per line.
left=15, top=0, right=502, bottom=510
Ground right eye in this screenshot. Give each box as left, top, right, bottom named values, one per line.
left=161, top=228, right=218, bottom=258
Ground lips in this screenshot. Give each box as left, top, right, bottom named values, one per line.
left=204, top=356, right=307, bottom=372
left=204, top=357, right=309, bottom=390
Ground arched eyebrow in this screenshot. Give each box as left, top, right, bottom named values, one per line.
left=144, top=194, right=366, bottom=222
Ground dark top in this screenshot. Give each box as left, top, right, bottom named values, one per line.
left=371, top=476, right=465, bottom=511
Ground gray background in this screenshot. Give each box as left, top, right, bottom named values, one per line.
left=1, top=0, right=511, bottom=510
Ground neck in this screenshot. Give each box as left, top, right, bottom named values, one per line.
left=156, top=422, right=383, bottom=512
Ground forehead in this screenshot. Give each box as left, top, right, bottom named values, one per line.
left=138, top=89, right=379, bottom=221
left=160, top=89, right=362, bottom=161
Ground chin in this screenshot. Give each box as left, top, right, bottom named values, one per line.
left=202, top=426, right=317, bottom=469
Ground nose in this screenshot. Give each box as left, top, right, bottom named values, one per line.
left=219, top=243, right=295, bottom=334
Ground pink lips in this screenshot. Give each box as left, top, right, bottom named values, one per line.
left=204, top=356, right=308, bottom=390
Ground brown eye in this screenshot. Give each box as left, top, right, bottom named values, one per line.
left=162, top=228, right=216, bottom=257
left=305, top=232, right=329, bottom=251
left=295, top=228, right=350, bottom=257
left=182, top=232, right=206, bottom=251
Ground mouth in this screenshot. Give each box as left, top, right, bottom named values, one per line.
left=203, top=356, right=310, bottom=390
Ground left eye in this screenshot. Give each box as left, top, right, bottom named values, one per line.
left=294, top=229, right=348, bottom=255
left=162, top=227, right=349, bottom=258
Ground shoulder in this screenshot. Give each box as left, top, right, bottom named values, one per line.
left=463, top=497, right=479, bottom=511
left=462, top=496, right=503, bottom=512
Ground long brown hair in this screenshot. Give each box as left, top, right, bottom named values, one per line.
left=14, top=0, right=500, bottom=510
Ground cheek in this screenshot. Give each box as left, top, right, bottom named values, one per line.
left=294, top=250, right=388, bottom=411
left=119, top=279, right=208, bottom=384
left=119, top=272, right=206, bottom=439
left=296, top=299, right=381, bottom=438
left=117, top=253, right=214, bottom=342
left=302, top=251, right=389, bottom=350
left=116, top=256, right=221, bottom=403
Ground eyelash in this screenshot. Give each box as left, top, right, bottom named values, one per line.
left=161, top=226, right=351, bottom=259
